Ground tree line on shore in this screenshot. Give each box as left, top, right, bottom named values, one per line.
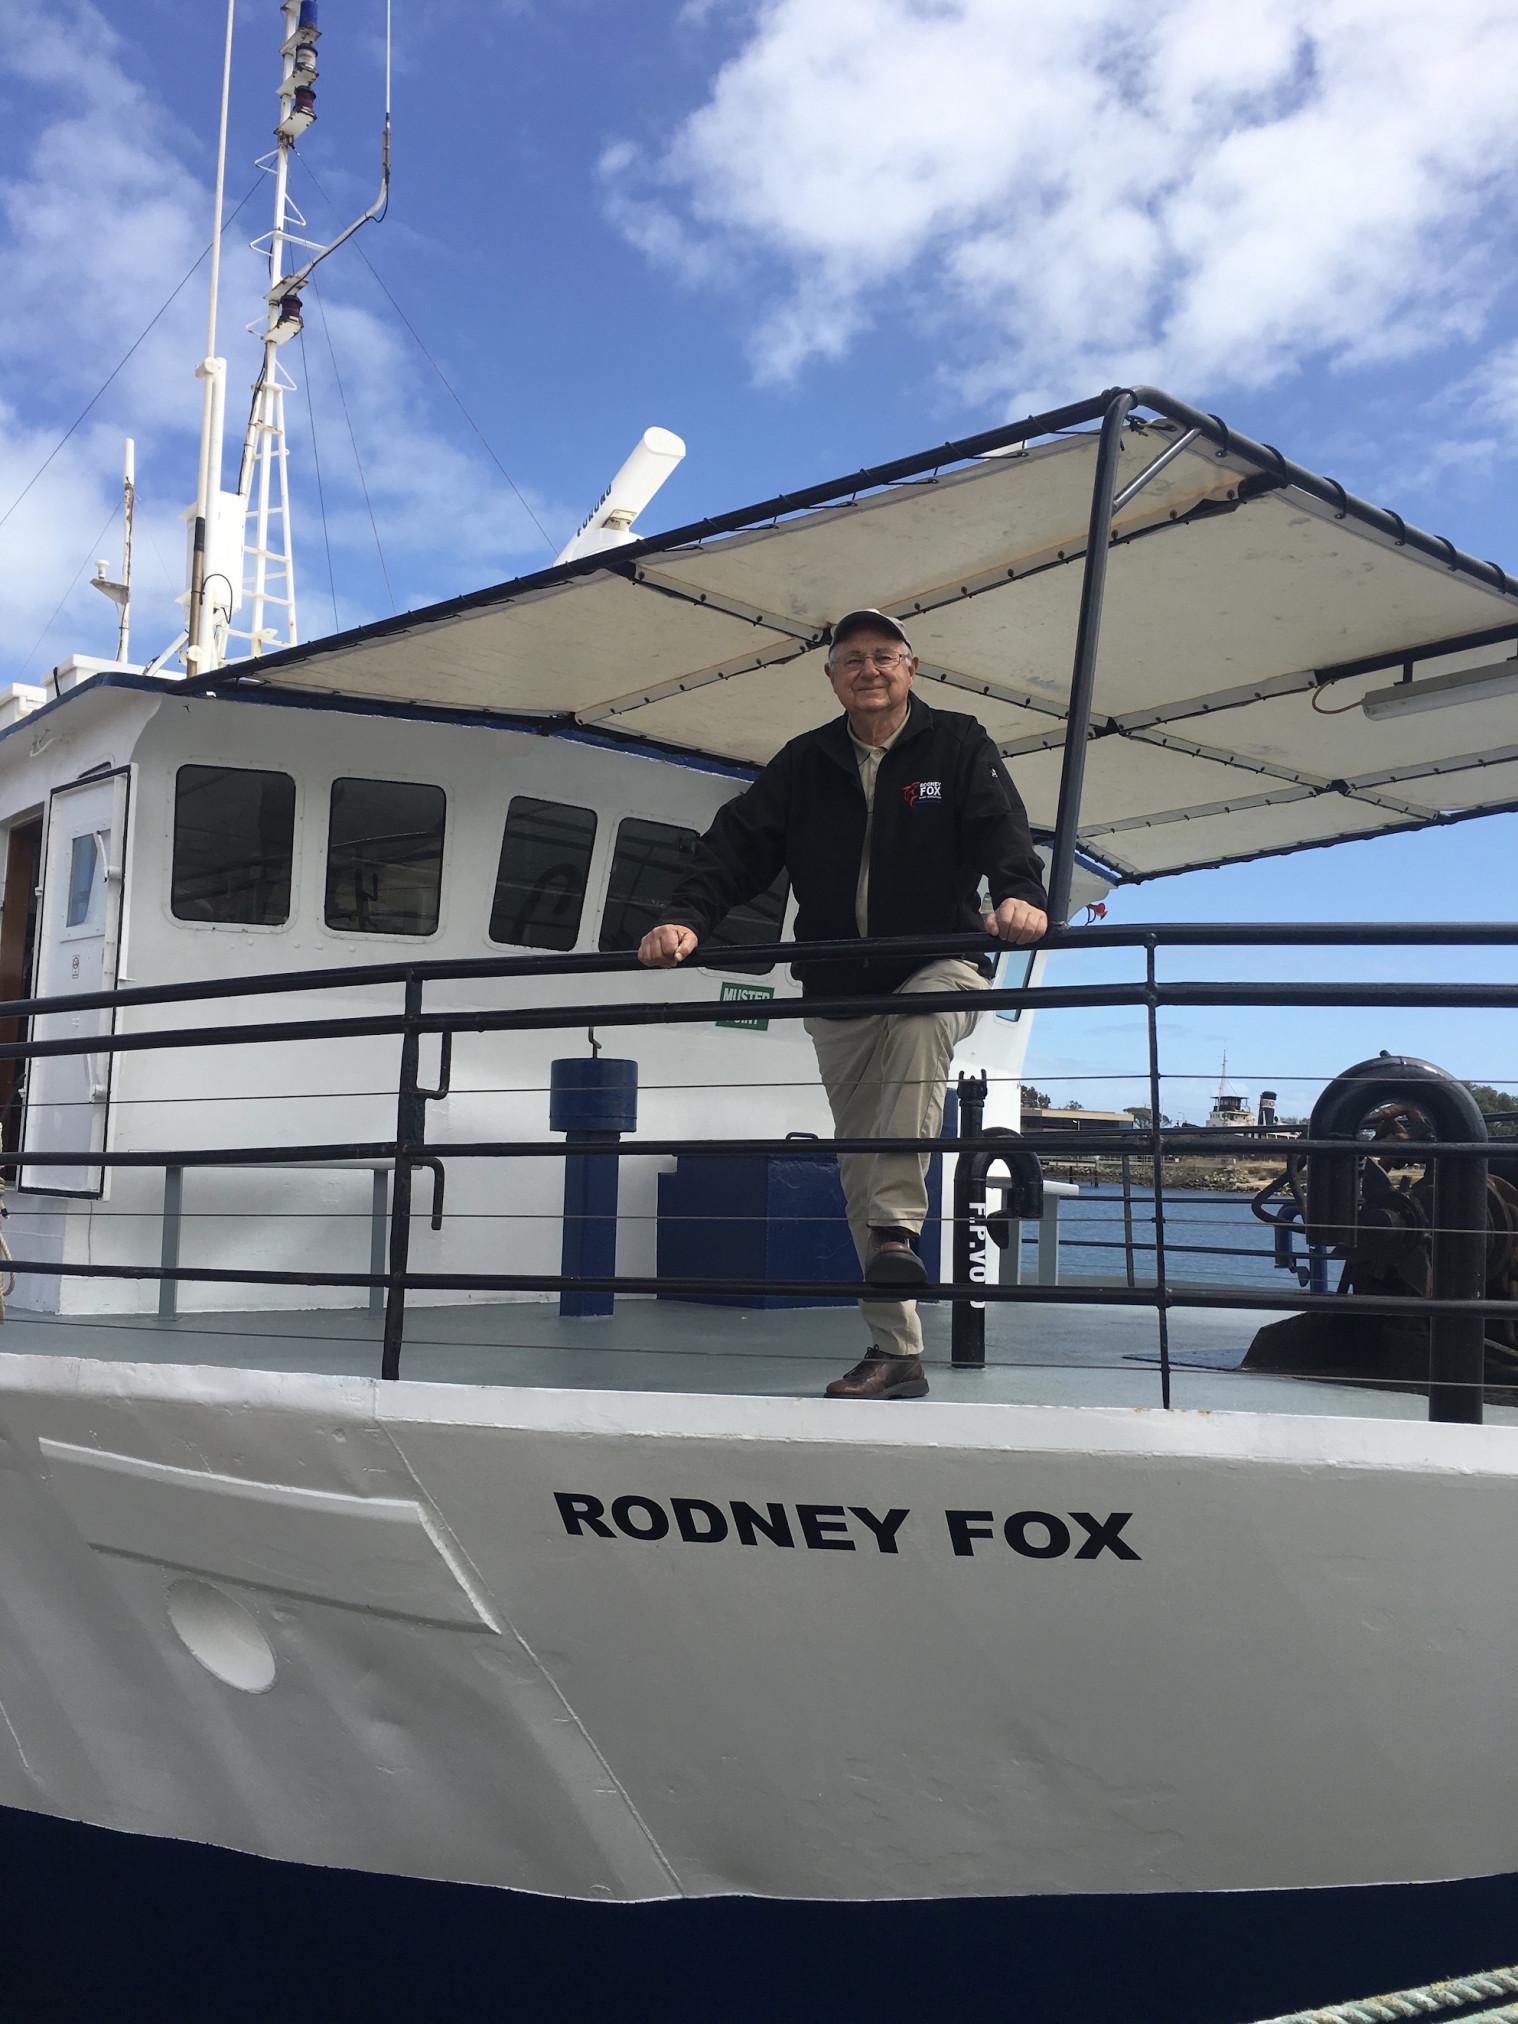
left=1018, top=1083, right=1518, bottom=1133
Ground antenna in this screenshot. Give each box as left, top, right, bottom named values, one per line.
left=556, top=429, right=688, bottom=565
left=227, top=0, right=394, bottom=665
left=90, top=440, right=136, bottom=662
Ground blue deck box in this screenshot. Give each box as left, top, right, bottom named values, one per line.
left=656, top=1146, right=943, bottom=1308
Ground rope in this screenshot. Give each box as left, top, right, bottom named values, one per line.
left=297, top=327, right=340, bottom=631
left=10, top=502, right=122, bottom=684
left=1251, top=1962, right=1518, bottom=2023
left=356, top=249, right=558, bottom=556
left=310, top=277, right=396, bottom=614
left=291, top=155, right=558, bottom=557
left=0, top=176, right=263, bottom=538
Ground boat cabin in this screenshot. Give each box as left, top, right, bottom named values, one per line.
left=0, top=663, right=1054, bottom=1314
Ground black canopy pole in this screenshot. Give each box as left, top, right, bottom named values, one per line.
left=1130, top=386, right=1516, bottom=595
left=1045, top=387, right=1134, bottom=925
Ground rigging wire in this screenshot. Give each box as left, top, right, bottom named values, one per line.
left=291, top=155, right=558, bottom=558
left=0, top=176, right=264, bottom=539
left=10, top=502, right=121, bottom=685
left=310, top=276, right=396, bottom=615
left=139, top=487, right=179, bottom=599
left=14, top=1064, right=1517, bottom=1108
left=297, top=328, right=341, bottom=632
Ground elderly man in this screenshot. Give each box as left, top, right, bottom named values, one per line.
left=639, top=609, right=1047, bottom=1399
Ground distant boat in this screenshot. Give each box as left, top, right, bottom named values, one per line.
left=1206, top=1052, right=1257, bottom=1129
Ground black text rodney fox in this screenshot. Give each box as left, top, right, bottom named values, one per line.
left=554, top=1494, right=1139, bottom=1560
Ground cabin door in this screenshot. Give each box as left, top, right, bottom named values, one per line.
left=0, top=815, right=43, bottom=1163
left=20, top=769, right=130, bottom=1196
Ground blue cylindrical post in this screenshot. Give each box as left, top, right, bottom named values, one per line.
left=550, top=1058, right=638, bottom=1318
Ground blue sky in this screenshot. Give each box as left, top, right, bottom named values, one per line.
left=1, top=0, right=1515, bottom=1117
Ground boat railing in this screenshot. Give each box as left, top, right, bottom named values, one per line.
left=0, top=918, right=1513, bottom=1424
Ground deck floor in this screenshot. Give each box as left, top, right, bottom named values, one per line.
left=3, top=1292, right=1513, bottom=1424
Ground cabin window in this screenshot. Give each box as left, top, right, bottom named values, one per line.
left=598, top=815, right=788, bottom=973
left=325, top=778, right=446, bottom=937
left=65, top=834, right=99, bottom=928
left=171, top=764, right=296, bottom=926
left=489, top=797, right=596, bottom=950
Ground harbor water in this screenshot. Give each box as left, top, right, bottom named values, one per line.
left=1028, top=1187, right=1300, bottom=1292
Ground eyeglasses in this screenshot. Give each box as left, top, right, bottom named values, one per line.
left=833, top=648, right=909, bottom=672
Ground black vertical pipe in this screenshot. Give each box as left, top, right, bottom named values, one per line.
left=1144, top=943, right=1172, bottom=1409
left=1120, top=1151, right=1136, bottom=1290
left=186, top=514, right=207, bottom=664
left=951, top=1071, right=988, bottom=1367
left=1045, top=387, right=1136, bottom=926
left=381, top=973, right=425, bottom=1382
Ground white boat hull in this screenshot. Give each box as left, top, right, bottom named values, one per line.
left=0, top=1350, right=1512, bottom=1902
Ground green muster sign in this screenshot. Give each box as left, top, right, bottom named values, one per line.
left=716, top=979, right=775, bottom=1032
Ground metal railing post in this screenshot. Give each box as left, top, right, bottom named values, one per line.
left=1145, top=942, right=1172, bottom=1409
left=1046, top=386, right=1135, bottom=926
left=369, top=1167, right=388, bottom=1318
left=159, top=1164, right=183, bottom=1321
left=381, top=974, right=425, bottom=1381
left=1036, top=1195, right=1062, bottom=1285
left=1427, top=1153, right=1487, bottom=1425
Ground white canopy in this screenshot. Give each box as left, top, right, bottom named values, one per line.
left=227, top=401, right=1518, bottom=881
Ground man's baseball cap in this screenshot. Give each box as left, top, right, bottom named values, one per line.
left=829, top=608, right=913, bottom=652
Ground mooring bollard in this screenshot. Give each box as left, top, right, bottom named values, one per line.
left=550, top=1056, right=638, bottom=1318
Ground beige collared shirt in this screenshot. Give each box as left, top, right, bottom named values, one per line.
left=848, top=717, right=906, bottom=937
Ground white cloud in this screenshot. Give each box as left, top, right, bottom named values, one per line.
left=0, top=2, right=567, bottom=681
left=1468, top=339, right=1518, bottom=437
left=603, top=0, right=1518, bottom=402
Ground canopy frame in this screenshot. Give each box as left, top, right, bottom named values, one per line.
left=194, top=385, right=1518, bottom=915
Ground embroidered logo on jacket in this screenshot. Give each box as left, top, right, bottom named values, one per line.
left=902, top=779, right=943, bottom=807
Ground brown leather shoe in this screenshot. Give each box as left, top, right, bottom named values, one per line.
left=864, top=1231, right=928, bottom=1289
left=825, top=1348, right=929, bottom=1399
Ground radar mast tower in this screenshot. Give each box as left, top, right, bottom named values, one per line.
left=170, top=0, right=391, bottom=677
left=229, top=0, right=324, bottom=662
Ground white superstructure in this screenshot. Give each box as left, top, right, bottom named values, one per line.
left=0, top=670, right=1050, bottom=1316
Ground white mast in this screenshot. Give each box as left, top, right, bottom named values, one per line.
left=177, top=0, right=237, bottom=676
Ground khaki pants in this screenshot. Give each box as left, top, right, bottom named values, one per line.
left=805, top=958, right=987, bottom=1359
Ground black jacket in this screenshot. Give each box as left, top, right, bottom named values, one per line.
left=665, top=696, right=1046, bottom=1000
